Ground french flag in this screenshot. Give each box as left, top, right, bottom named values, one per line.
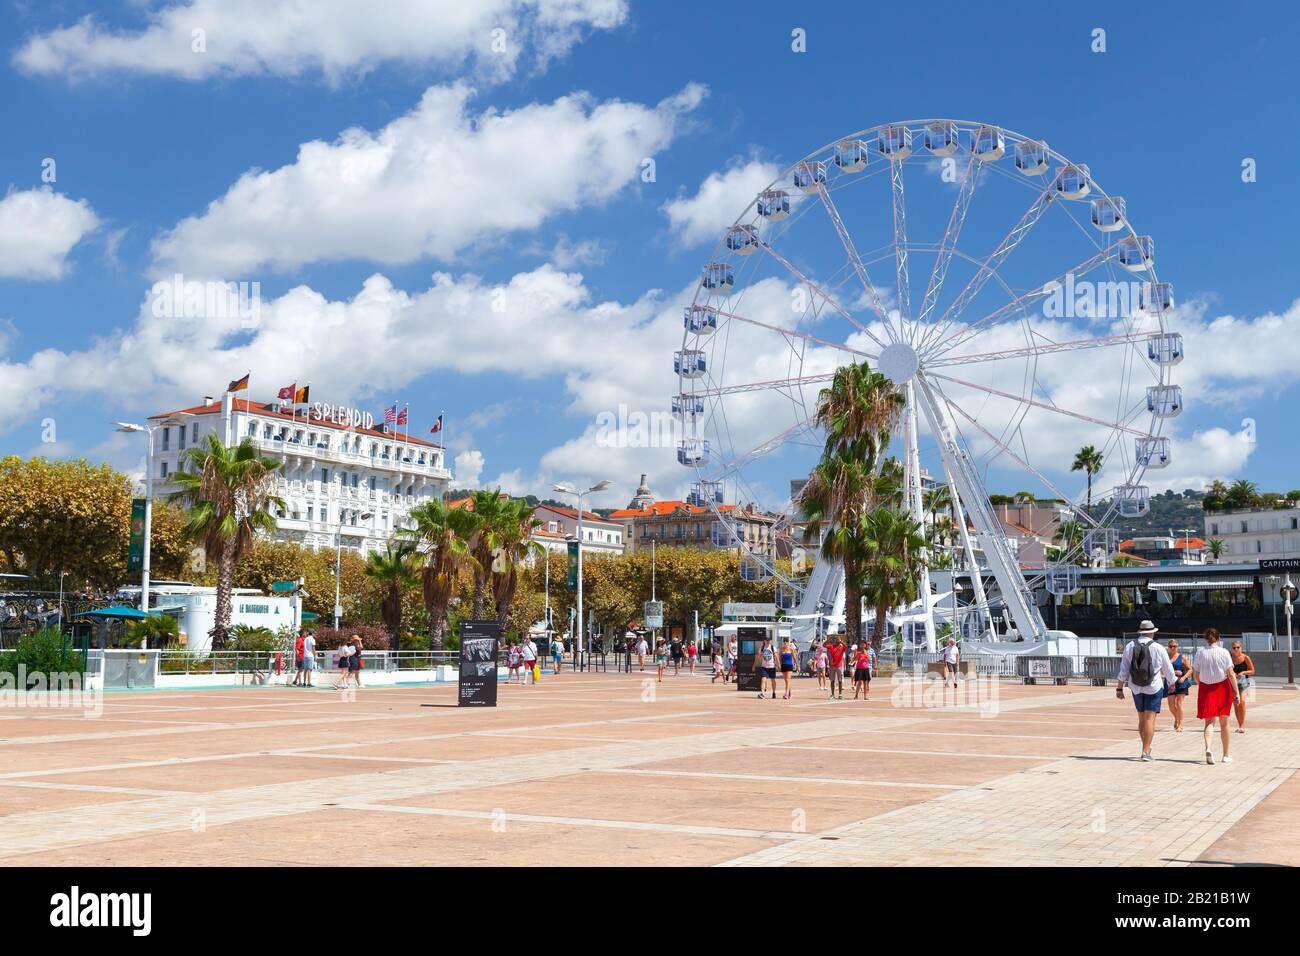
left=430, top=413, right=443, bottom=435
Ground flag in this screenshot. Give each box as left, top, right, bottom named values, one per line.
left=430, top=414, right=443, bottom=435
left=227, top=373, right=250, bottom=393
left=277, top=383, right=296, bottom=401
left=384, top=402, right=398, bottom=424
left=396, top=405, right=408, bottom=426
left=294, top=384, right=310, bottom=404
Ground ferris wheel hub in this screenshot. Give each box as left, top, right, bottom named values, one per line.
left=878, top=342, right=920, bottom=383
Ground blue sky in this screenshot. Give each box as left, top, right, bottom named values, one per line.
left=1, top=0, right=1297, bottom=512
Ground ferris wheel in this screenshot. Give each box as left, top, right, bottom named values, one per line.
left=672, top=119, right=1184, bottom=646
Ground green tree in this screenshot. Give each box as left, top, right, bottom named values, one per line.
left=364, top=542, right=423, bottom=650
left=401, top=498, right=478, bottom=650
left=169, top=436, right=283, bottom=649
left=491, top=498, right=543, bottom=627
left=1207, top=538, right=1225, bottom=562
left=1071, top=446, right=1104, bottom=513
left=1224, top=480, right=1259, bottom=510
left=856, top=505, right=928, bottom=652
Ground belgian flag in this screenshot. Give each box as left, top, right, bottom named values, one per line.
left=294, top=384, right=310, bottom=404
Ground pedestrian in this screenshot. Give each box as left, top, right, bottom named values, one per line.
left=292, top=631, right=305, bottom=686
left=350, top=634, right=364, bottom=688
left=711, top=646, right=724, bottom=684
left=942, top=637, right=961, bottom=688
left=1229, top=640, right=1256, bottom=734
left=726, top=637, right=737, bottom=683
left=852, top=642, right=872, bottom=700
left=655, top=639, right=668, bottom=682
left=1193, top=628, right=1237, bottom=765
left=301, top=630, right=316, bottom=687
left=521, top=633, right=539, bottom=684
left=551, top=635, right=564, bottom=677
left=815, top=642, right=828, bottom=690
left=687, top=639, right=698, bottom=675
left=1164, top=638, right=1193, bottom=732
left=753, top=636, right=778, bottom=700
left=1116, top=619, right=1176, bottom=761
left=825, top=634, right=845, bottom=700
left=506, top=641, right=521, bottom=683
left=334, top=638, right=353, bottom=690
left=670, top=636, right=683, bottom=675
left=779, top=636, right=797, bottom=700
left=635, top=633, right=648, bottom=672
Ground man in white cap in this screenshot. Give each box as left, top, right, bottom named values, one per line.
left=1116, top=619, right=1176, bottom=761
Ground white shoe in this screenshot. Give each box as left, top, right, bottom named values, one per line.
left=1139, top=753, right=1151, bottom=762
left=1222, top=755, right=1234, bottom=764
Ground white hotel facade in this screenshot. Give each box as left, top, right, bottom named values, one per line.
left=149, top=393, right=453, bottom=556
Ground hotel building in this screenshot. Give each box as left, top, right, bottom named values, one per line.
left=149, top=393, right=452, bottom=557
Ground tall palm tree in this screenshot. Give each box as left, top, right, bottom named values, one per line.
left=364, top=542, right=422, bottom=650
left=401, top=498, right=478, bottom=650
left=856, top=506, right=928, bottom=652
left=1070, top=446, right=1104, bottom=514
left=466, top=489, right=509, bottom=618
left=923, top=484, right=953, bottom=550
left=799, top=363, right=906, bottom=645
left=170, top=435, right=283, bottom=649
left=1225, top=479, right=1259, bottom=510
left=491, top=498, right=544, bottom=628
left=1053, top=519, right=1084, bottom=555
left=1207, top=538, right=1225, bottom=563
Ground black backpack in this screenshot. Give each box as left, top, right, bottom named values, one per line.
left=1129, top=640, right=1155, bottom=686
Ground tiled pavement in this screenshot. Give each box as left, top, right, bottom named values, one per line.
left=1, top=674, right=1296, bottom=866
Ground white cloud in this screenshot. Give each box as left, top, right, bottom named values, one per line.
left=13, top=0, right=628, bottom=83
left=454, top=449, right=486, bottom=488
left=661, top=158, right=780, bottom=247
left=0, top=187, right=100, bottom=279
left=150, top=82, right=706, bottom=276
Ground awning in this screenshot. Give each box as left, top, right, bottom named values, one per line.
left=76, top=605, right=162, bottom=620
left=1148, top=578, right=1254, bottom=591
left=1080, top=576, right=1148, bottom=588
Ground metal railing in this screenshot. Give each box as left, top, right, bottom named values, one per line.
left=156, top=649, right=458, bottom=675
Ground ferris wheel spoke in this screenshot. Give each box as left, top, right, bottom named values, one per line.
left=713, top=308, right=876, bottom=361
left=917, top=152, right=979, bottom=328
left=916, top=186, right=1055, bottom=355
left=926, top=330, right=1151, bottom=368
left=927, top=371, right=1149, bottom=437
left=925, top=240, right=1124, bottom=360
left=810, top=187, right=895, bottom=345
left=711, top=419, right=814, bottom=481
left=933, top=383, right=1103, bottom=529
left=888, top=160, right=911, bottom=330
left=691, top=373, right=837, bottom=400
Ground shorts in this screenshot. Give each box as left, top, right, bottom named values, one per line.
left=303, top=656, right=316, bottom=671
left=1132, top=689, right=1164, bottom=714
left=1167, top=681, right=1190, bottom=697
left=855, top=668, right=871, bottom=682
left=762, top=666, right=776, bottom=680
left=944, top=661, right=958, bottom=674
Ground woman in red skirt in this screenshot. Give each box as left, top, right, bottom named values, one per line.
left=1192, top=628, right=1238, bottom=765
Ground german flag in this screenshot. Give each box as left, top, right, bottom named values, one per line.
left=294, top=384, right=310, bottom=404
left=227, top=373, right=250, bottom=393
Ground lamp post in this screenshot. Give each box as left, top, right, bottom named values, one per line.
left=1282, top=577, right=1297, bottom=690
left=335, top=509, right=373, bottom=629
left=114, top=413, right=193, bottom=612
left=553, top=479, right=610, bottom=667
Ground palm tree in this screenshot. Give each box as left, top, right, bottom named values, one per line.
left=401, top=498, right=478, bottom=650
left=1053, top=519, right=1084, bottom=555
left=491, top=498, right=544, bottom=628
left=798, top=362, right=906, bottom=647
left=170, top=435, right=282, bottom=649
left=465, top=489, right=510, bottom=618
left=1070, top=446, right=1104, bottom=513
left=923, top=484, right=952, bottom=537
left=856, top=506, right=928, bottom=652
left=1225, top=479, right=1259, bottom=510
left=364, top=542, right=422, bottom=651
left=1207, top=538, right=1225, bottom=563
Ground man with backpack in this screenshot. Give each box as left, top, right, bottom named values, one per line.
left=1116, top=619, right=1176, bottom=762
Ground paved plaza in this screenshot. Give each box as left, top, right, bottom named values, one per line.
left=1, top=673, right=1299, bottom=867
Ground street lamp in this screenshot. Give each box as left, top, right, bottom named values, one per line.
left=1282, top=577, right=1297, bottom=690
left=553, top=479, right=610, bottom=666
left=114, top=412, right=193, bottom=612
left=335, top=509, right=373, bottom=629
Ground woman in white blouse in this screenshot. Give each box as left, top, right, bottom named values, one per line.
left=1192, top=628, right=1238, bottom=765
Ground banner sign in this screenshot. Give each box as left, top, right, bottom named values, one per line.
left=566, top=541, right=579, bottom=590
left=458, top=620, right=501, bottom=707
left=1260, top=559, right=1300, bottom=572
left=722, top=602, right=776, bottom=619
left=643, top=600, right=664, bottom=628
left=127, top=498, right=147, bottom=573
left=1027, top=658, right=1053, bottom=679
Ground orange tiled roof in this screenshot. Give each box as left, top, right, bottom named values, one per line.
left=608, top=500, right=736, bottom=519
left=535, top=503, right=617, bottom=525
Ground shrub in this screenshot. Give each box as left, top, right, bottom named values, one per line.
left=227, top=625, right=280, bottom=653
left=125, top=615, right=179, bottom=646
left=309, top=624, right=390, bottom=650
left=0, top=627, right=85, bottom=682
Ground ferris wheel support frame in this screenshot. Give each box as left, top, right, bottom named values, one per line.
left=903, top=382, right=938, bottom=652
left=943, top=460, right=995, bottom=640
left=915, top=375, right=1049, bottom=644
